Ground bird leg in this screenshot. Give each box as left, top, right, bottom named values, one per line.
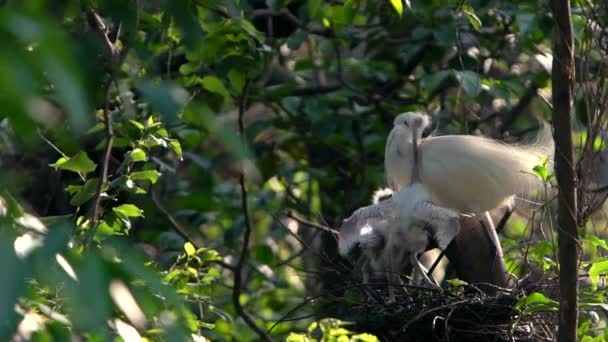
left=409, top=254, right=440, bottom=288
left=480, top=212, right=504, bottom=273
left=386, top=243, right=407, bottom=303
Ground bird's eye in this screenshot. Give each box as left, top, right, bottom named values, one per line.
left=403, top=121, right=409, bottom=127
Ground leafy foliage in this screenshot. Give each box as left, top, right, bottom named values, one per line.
left=0, top=0, right=607, bottom=341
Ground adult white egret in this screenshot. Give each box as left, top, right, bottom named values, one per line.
left=384, top=112, right=553, bottom=214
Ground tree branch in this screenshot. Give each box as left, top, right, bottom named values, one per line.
left=475, top=82, right=539, bottom=131
left=285, top=211, right=339, bottom=236
left=550, top=0, right=578, bottom=340
left=85, top=7, right=123, bottom=247
left=89, top=82, right=114, bottom=232
left=150, top=190, right=234, bottom=271
left=232, top=80, right=273, bottom=342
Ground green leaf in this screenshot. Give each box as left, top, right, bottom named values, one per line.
left=585, top=236, right=608, bottom=251
left=516, top=292, right=558, bottom=313
left=465, top=11, right=482, bottom=31
left=129, top=120, right=145, bottom=131
left=287, top=30, right=308, bottom=50
left=130, top=148, right=147, bottom=162
left=52, top=151, right=97, bottom=174
left=423, top=70, right=452, bottom=95
left=388, top=0, right=403, bottom=16
left=137, top=81, right=188, bottom=125
left=454, top=70, right=481, bottom=97
left=462, top=5, right=482, bottom=31
left=112, top=204, right=143, bottom=218
left=169, top=140, right=183, bottom=159
left=129, top=170, right=161, bottom=184
left=589, top=259, right=608, bottom=285
left=228, top=69, right=246, bottom=92
left=201, top=76, right=230, bottom=98
left=533, top=164, right=548, bottom=182
left=184, top=242, right=196, bottom=256
left=69, top=178, right=100, bottom=206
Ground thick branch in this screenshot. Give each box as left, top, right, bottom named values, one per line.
left=550, top=0, right=578, bottom=341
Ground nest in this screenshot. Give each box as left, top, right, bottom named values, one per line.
left=327, top=279, right=557, bottom=342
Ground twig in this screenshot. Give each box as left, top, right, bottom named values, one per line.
left=89, top=81, right=114, bottom=240
left=401, top=300, right=470, bottom=333
left=85, top=6, right=122, bottom=247
left=285, top=211, right=340, bottom=236
left=287, top=84, right=342, bottom=96
left=150, top=192, right=235, bottom=270
left=232, top=80, right=272, bottom=342
left=474, top=82, right=539, bottom=131
left=252, top=9, right=333, bottom=37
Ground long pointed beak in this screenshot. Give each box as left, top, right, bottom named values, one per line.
left=412, top=127, right=420, bottom=182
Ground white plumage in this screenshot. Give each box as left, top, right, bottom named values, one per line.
left=385, top=112, right=553, bottom=214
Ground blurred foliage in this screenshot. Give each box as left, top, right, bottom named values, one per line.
left=0, top=0, right=607, bottom=341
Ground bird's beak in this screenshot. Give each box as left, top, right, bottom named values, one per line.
left=412, top=127, right=419, bottom=146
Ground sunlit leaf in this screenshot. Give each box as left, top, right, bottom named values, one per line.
left=112, top=204, right=143, bottom=218
left=184, top=242, right=196, bottom=257
left=516, top=292, right=558, bottom=313
left=388, top=0, right=403, bottom=16
left=462, top=5, right=482, bottom=31
left=169, top=140, right=183, bottom=159
left=589, top=260, right=608, bottom=285
left=130, top=148, right=147, bottom=162
left=129, top=170, right=161, bottom=184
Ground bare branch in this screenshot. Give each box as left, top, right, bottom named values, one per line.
left=232, top=80, right=273, bottom=342
left=89, top=82, right=114, bottom=235
left=151, top=190, right=234, bottom=271
left=286, top=211, right=339, bottom=236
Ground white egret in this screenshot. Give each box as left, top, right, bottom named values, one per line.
left=384, top=112, right=553, bottom=214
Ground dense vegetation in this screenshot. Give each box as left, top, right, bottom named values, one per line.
left=0, top=0, right=607, bottom=341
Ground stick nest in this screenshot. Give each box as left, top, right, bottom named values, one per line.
left=328, top=280, right=557, bottom=342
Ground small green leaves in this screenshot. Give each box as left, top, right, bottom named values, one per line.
left=112, top=204, right=143, bottom=218
left=52, top=151, right=97, bottom=174
left=533, top=158, right=553, bottom=183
